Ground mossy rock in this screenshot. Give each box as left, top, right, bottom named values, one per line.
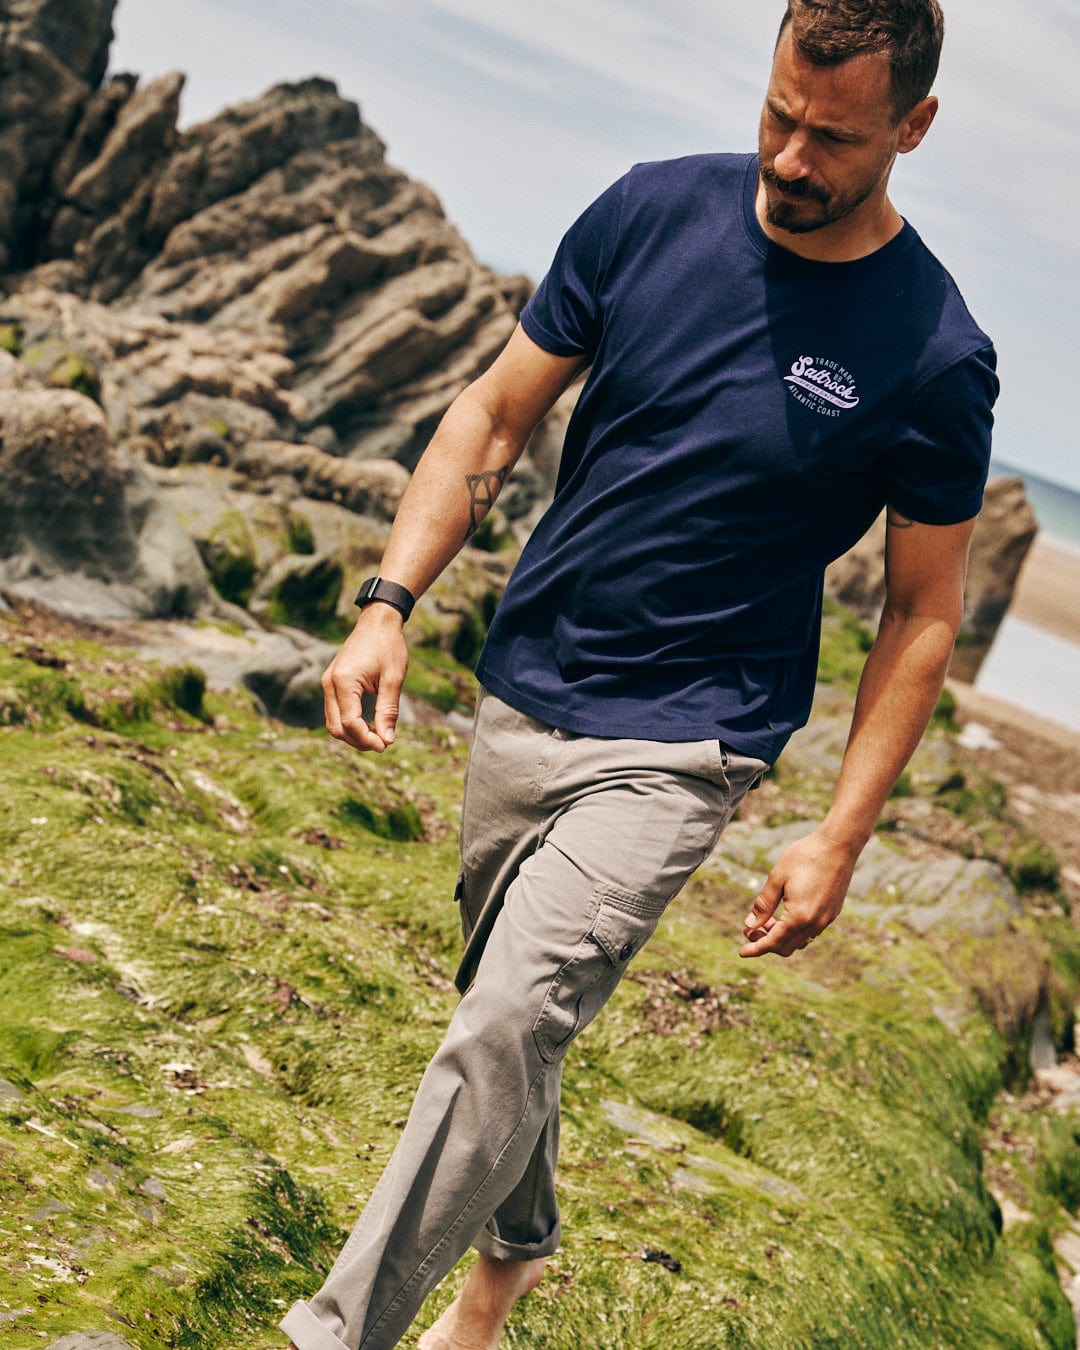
left=285, top=512, right=317, bottom=556
left=45, top=352, right=102, bottom=405
left=0, top=320, right=24, bottom=356
left=155, top=663, right=208, bottom=721
left=255, top=553, right=344, bottom=635
left=201, top=512, right=259, bottom=608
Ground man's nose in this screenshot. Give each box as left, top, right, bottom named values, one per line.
left=772, top=131, right=813, bottom=183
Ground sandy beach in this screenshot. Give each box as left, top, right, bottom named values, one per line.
left=1008, top=534, right=1080, bottom=645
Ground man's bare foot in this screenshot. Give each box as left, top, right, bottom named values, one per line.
left=417, top=1253, right=546, bottom=1350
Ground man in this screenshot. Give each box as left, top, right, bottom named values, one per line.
left=282, top=1, right=997, bottom=1346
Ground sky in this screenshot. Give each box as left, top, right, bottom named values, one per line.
left=111, top=0, right=1080, bottom=491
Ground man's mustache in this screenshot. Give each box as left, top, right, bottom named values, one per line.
left=761, top=165, right=830, bottom=205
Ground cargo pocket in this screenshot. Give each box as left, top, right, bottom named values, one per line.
left=532, top=888, right=657, bottom=1063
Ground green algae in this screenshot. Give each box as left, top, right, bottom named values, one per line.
left=0, top=614, right=1078, bottom=1349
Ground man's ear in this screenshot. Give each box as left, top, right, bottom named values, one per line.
left=897, top=95, right=938, bottom=154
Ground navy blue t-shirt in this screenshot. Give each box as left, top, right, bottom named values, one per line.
left=475, top=153, right=998, bottom=762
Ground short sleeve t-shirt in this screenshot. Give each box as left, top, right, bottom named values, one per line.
left=475, top=153, right=998, bottom=763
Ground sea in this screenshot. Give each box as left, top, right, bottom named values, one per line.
left=977, top=460, right=1080, bottom=733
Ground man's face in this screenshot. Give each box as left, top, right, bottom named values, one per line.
left=758, top=25, right=905, bottom=236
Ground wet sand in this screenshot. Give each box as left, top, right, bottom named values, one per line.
left=1009, top=534, right=1080, bottom=646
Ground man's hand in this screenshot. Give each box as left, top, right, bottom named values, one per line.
left=739, top=828, right=859, bottom=958
left=321, top=605, right=409, bottom=752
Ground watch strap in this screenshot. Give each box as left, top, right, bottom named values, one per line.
left=354, top=576, right=416, bottom=621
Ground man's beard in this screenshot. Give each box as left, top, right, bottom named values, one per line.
left=759, top=163, right=877, bottom=236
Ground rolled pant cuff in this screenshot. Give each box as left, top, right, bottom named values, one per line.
left=472, top=1218, right=562, bottom=1263
left=279, top=1300, right=351, bottom=1350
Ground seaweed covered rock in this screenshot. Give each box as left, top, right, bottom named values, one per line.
left=249, top=550, right=344, bottom=631
left=0, top=606, right=1078, bottom=1346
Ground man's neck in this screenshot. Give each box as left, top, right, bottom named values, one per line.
left=754, top=180, right=905, bottom=263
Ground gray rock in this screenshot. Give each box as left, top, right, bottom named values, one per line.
left=233, top=441, right=409, bottom=521
left=239, top=638, right=337, bottom=728
left=0, top=0, right=117, bottom=270
left=0, top=1076, right=28, bottom=1102
left=48, top=72, right=183, bottom=263
left=0, top=386, right=209, bottom=619
left=45, top=1334, right=138, bottom=1350
left=1029, top=1001, right=1058, bottom=1073
left=710, top=822, right=1023, bottom=938
left=178, top=425, right=230, bottom=465
left=306, top=424, right=342, bottom=456
left=29, top=1199, right=71, bottom=1221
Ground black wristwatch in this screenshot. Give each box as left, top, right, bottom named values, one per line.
left=354, top=576, right=416, bottom=622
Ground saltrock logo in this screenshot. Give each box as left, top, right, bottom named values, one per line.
left=784, top=354, right=860, bottom=419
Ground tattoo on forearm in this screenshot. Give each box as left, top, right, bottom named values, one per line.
left=886, top=506, right=916, bottom=529
left=464, top=464, right=509, bottom=541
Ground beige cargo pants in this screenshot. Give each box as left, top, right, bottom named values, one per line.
left=281, top=689, right=768, bottom=1350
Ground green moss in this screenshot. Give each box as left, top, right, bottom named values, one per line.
left=285, top=512, right=317, bottom=556
left=817, top=596, right=874, bottom=693
left=337, top=794, right=425, bottom=842
left=7, top=668, right=88, bottom=726
left=404, top=644, right=476, bottom=714
left=1038, top=1116, right=1080, bottom=1215
left=931, top=684, right=958, bottom=730
left=467, top=513, right=511, bottom=553
left=156, top=663, right=209, bottom=721
left=450, top=589, right=500, bottom=670
left=266, top=556, right=344, bottom=634
left=936, top=770, right=1008, bottom=821
left=46, top=352, right=102, bottom=404
left=205, top=512, right=258, bottom=608
left=889, top=769, right=914, bottom=799
left=0, top=320, right=24, bottom=356
left=1006, top=841, right=1061, bottom=894
left=0, top=623, right=1078, bottom=1348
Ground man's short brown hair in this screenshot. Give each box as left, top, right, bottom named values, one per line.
left=778, top=0, right=945, bottom=119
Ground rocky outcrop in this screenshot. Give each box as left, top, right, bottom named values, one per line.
left=0, top=52, right=538, bottom=478
left=825, top=476, right=1039, bottom=681
left=950, top=477, right=1040, bottom=680
left=0, top=4, right=568, bottom=620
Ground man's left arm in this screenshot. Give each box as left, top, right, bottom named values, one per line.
left=739, top=507, right=977, bottom=958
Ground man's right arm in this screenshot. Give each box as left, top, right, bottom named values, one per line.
left=321, top=323, right=588, bottom=753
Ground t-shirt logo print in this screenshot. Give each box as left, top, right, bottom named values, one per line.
left=784, top=354, right=860, bottom=419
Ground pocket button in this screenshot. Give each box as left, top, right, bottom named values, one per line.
left=619, top=942, right=634, bottom=961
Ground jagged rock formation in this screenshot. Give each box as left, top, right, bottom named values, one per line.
left=825, top=476, right=1039, bottom=682
left=0, top=5, right=546, bottom=485
left=0, top=0, right=566, bottom=622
